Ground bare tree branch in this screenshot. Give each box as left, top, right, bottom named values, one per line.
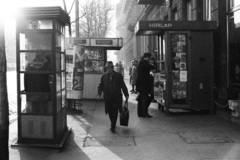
left=78, top=0, right=114, bottom=38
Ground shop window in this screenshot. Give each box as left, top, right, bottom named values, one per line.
left=203, top=0, right=218, bottom=22
left=164, top=15, right=168, bottom=21
left=228, top=9, right=240, bottom=87
left=204, top=0, right=211, bottom=20
left=230, top=0, right=240, bottom=9
left=187, top=0, right=193, bottom=21
left=172, top=8, right=178, bottom=21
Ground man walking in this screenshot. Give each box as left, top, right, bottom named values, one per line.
left=97, top=61, right=129, bottom=133
left=136, top=53, right=155, bottom=118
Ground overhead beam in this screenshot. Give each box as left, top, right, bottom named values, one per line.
left=137, top=0, right=165, bottom=5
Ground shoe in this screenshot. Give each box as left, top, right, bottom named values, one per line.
left=146, top=115, right=153, bottom=118
left=110, top=127, right=116, bottom=133
left=138, top=115, right=142, bottom=117
left=142, top=115, right=153, bottom=118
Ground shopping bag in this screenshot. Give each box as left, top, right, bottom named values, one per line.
left=120, top=100, right=129, bottom=126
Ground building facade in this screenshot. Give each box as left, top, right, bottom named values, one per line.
left=116, top=0, right=240, bottom=105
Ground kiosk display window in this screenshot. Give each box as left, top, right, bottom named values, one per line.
left=171, top=34, right=187, bottom=102
left=84, top=47, right=104, bottom=74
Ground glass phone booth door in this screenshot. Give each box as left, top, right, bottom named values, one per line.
left=165, top=31, right=190, bottom=113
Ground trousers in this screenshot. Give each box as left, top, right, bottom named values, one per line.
left=107, top=94, right=120, bottom=129
left=137, top=93, right=152, bottom=117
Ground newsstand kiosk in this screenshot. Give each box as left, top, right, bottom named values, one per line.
left=13, top=7, right=71, bottom=148
left=135, top=21, right=217, bottom=114
left=65, top=38, right=123, bottom=100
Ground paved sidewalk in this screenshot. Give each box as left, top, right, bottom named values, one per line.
left=8, top=73, right=240, bottom=160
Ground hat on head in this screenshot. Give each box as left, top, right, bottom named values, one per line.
left=105, top=61, right=114, bottom=67
left=143, top=52, right=152, bottom=58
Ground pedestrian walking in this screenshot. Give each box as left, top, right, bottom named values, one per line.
left=129, top=60, right=134, bottom=87
left=130, top=60, right=138, bottom=94
left=136, top=53, right=155, bottom=118
left=119, top=61, right=124, bottom=77
left=97, top=61, right=129, bottom=133
left=115, top=63, right=120, bottom=72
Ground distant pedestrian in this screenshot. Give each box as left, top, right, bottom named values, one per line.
left=97, top=61, right=129, bottom=133
left=136, top=53, right=155, bottom=118
left=129, top=60, right=134, bottom=88
left=130, top=60, right=138, bottom=94
left=114, top=63, right=119, bottom=72
left=119, top=61, right=124, bottom=77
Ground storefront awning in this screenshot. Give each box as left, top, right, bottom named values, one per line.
left=135, top=21, right=217, bottom=35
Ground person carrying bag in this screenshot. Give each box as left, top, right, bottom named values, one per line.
left=120, top=100, right=129, bottom=126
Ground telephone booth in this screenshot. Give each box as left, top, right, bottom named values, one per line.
left=135, top=21, right=217, bottom=114
left=13, top=7, right=71, bottom=147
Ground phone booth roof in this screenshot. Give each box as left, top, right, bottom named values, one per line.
left=18, top=6, right=70, bottom=26
left=135, top=21, right=217, bottom=35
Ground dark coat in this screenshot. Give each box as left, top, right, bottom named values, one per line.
left=98, top=71, right=129, bottom=114
left=136, top=59, right=155, bottom=93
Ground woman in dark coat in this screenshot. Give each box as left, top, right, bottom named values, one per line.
left=97, top=61, right=129, bottom=133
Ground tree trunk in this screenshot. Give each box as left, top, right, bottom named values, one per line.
left=0, top=21, right=9, bottom=160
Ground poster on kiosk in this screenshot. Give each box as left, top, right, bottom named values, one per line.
left=66, top=45, right=85, bottom=99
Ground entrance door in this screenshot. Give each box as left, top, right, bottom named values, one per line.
left=165, top=31, right=191, bottom=111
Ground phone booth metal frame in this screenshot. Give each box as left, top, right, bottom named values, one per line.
left=13, top=7, right=71, bottom=147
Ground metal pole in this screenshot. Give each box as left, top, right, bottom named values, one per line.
left=226, top=0, right=229, bottom=87
left=75, top=0, right=79, bottom=38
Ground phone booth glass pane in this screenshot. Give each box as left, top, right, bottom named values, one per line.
left=56, top=73, right=61, bottom=91
left=56, top=53, right=61, bottom=71
left=62, top=89, right=66, bottom=107
left=62, top=72, right=65, bottom=89
left=61, top=54, right=65, bottom=70
left=171, top=34, right=187, bottom=104
left=57, top=91, right=61, bottom=112
left=20, top=33, right=51, bottom=50
left=20, top=52, right=52, bottom=72
left=21, top=94, right=52, bottom=114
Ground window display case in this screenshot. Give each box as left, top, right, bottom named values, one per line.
left=14, top=7, right=70, bottom=147
left=171, top=34, right=188, bottom=104
left=84, top=47, right=105, bottom=74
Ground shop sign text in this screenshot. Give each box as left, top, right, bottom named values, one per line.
left=148, top=23, right=173, bottom=28
left=96, top=40, right=113, bottom=45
